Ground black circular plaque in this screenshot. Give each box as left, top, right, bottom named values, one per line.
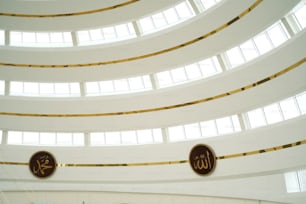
left=29, top=151, right=57, bottom=178
left=189, top=144, right=216, bottom=175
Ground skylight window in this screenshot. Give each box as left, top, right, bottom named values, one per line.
left=77, top=23, right=136, bottom=46
left=90, top=129, right=163, bottom=146
left=0, top=30, right=4, bottom=45
left=246, top=92, right=306, bottom=129
left=10, top=81, right=80, bottom=97
left=194, top=0, right=222, bottom=12
left=138, top=0, right=195, bottom=35
left=85, top=75, right=152, bottom=96
left=285, top=169, right=306, bottom=193
left=156, top=56, right=221, bottom=88
left=168, top=115, right=241, bottom=142
left=0, top=80, right=4, bottom=95
left=10, top=31, right=73, bottom=47
left=293, top=3, right=306, bottom=29
left=2, top=91, right=306, bottom=147
left=253, top=33, right=273, bottom=55
left=7, top=131, right=84, bottom=146
left=279, top=97, right=300, bottom=120
left=225, top=21, right=289, bottom=69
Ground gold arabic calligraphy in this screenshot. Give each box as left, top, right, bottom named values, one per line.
left=189, top=144, right=216, bottom=175
left=33, top=155, right=53, bottom=176
left=193, top=150, right=212, bottom=170
left=29, top=151, right=56, bottom=178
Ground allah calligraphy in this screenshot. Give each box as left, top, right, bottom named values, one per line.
left=189, top=144, right=216, bottom=175
left=29, top=151, right=56, bottom=178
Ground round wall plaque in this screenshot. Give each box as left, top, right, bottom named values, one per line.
left=189, top=144, right=216, bottom=175
left=29, top=151, right=57, bottom=178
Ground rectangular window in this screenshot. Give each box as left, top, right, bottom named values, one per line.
left=100, top=81, right=114, bottom=93
left=198, top=57, right=221, bottom=76
left=253, top=33, right=273, bottom=54
left=240, top=40, right=259, bottom=61
left=263, top=103, right=283, bottom=124
left=139, top=17, right=155, bottom=34
left=171, top=67, right=187, bottom=84
left=90, top=132, right=105, bottom=145
left=285, top=171, right=300, bottom=193
left=90, top=29, right=103, bottom=41
left=156, top=71, right=172, bottom=88
left=56, top=133, right=72, bottom=146
left=267, top=22, right=289, bottom=47
left=185, top=63, right=202, bottom=80
left=184, top=123, right=201, bottom=139
left=293, top=4, right=306, bottom=29
left=40, top=132, right=56, bottom=145
left=280, top=97, right=300, bottom=120
left=114, top=79, right=129, bottom=92
left=137, top=129, right=154, bottom=144
left=7, top=131, right=23, bottom=145
left=85, top=82, right=100, bottom=95
left=168, top=125, right=185, bottom=142
left=72, top=133, right=84, bottom=146
left=55, top=83, right=70, bottom=95
left=296, top=92, right=306, bottom=114
left=226, top=47, right=245, bottom=68
left=200, top=120, right=217, bottom=137
left=24, top=82, right=39, bottom=95
left=39, top=83, right=54, bottom=95
left=176, top=1, right=194, bottom=19
left=285, top=169, right=306, bottom=193
left=0, top=30, right=4, bottom=45
left=164, top=8, right=179, bottom=24
left=152, top=128, right=163, bottom=143
left=105, top=132, right=121, bottom=145
left=10, top=81, right=23, bottom=95
left=152, top=13, right=167, bottom=28
left=247, top=108, right=267, bottom=128
left=121, top=131, right=137, bottom=145
left=23, top=132, right=39, bottom=145
left=10, top=31, right=22, bottom=45
left=0, top=80, right=5, bottom=95
left=216, top=116, right=234, bottom=134
left=103, top=27, right=116, bottom=40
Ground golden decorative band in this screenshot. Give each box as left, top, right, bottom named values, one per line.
left=0, top=139, right=305, bottom=167
left=216, top=140, right=306, bottom=160
left=0, top=0, right=140, bottom=18
left=0, top=57, right=304, bottom=118
left=0, top=0, right=263, bottom=68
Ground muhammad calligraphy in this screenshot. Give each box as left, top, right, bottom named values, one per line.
left=29, top=151, right=56, bottom=178
left=189, top=144, right=216, bottom=175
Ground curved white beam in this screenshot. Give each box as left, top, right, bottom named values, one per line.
left=0, top=32, right=304, bottom=132
left=0, top=0, right=180, bottom=30
left=0, top=0, right=298, bottom=82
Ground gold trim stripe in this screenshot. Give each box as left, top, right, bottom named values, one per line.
left=0, top=139, right=305, bottom=167
left=0, top=0, right=140, bottom=18
left=57, top=160, right=187, bottom=167
left=216, top=140, right=306, bottom=160
left=0, top=57, right=304, bottom=118
left=0, top=0, right=263, bottom=68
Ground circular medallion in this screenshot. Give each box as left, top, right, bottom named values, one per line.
left=189, top=144, right=216, bottom=175
left=29, top=151, right=57, bottom=178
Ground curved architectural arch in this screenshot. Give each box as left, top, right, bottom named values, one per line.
left=0, top=0, right=140, bottom=18
left=0, top=0, right=305, bottom=203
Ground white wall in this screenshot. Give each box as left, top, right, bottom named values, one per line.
left=0, top=31, right=305, bottom=132
left=0, top=191, right=285, bottom=204
left=0, top=0, right=298, bottom=81
left=0, top=116, right=306, bottom=203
